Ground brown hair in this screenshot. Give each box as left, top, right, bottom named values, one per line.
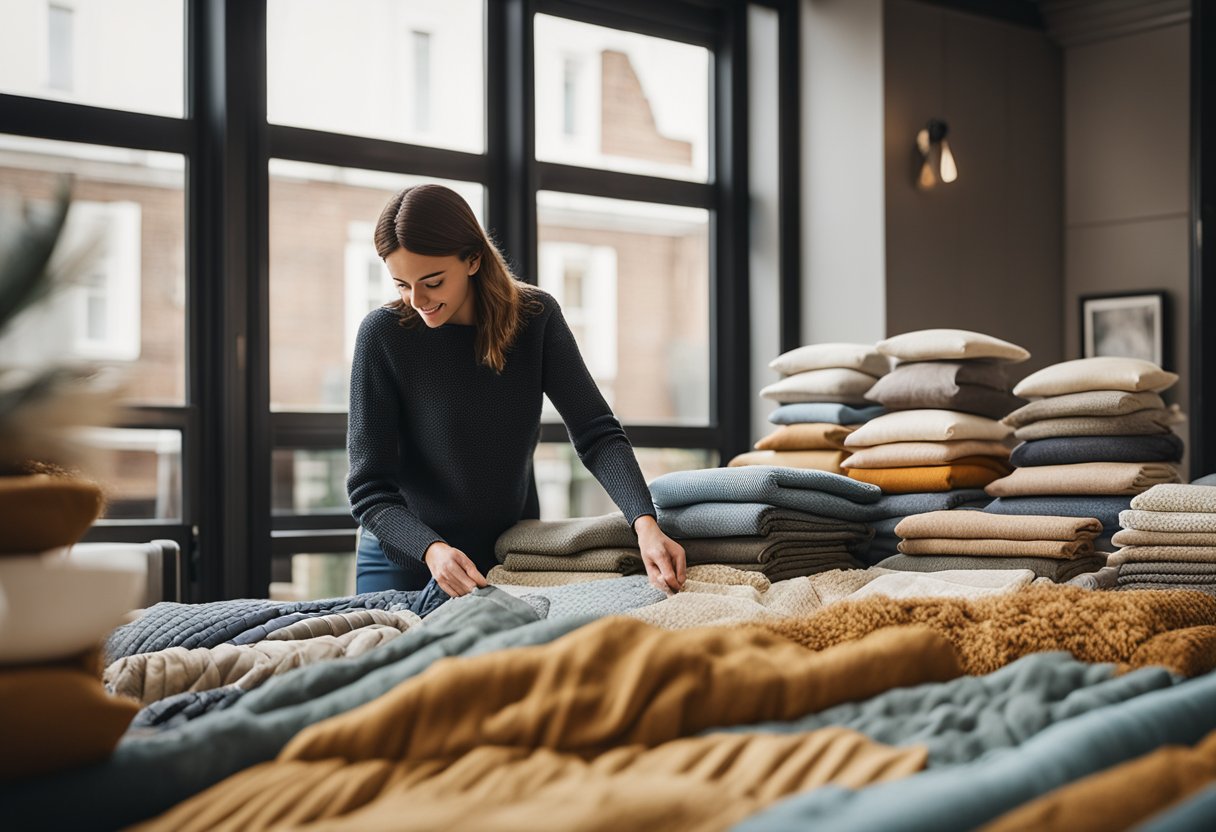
left=374, top=184, right=542, bottom=372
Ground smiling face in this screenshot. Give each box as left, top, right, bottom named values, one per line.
left=385, top=247, right=481, bottom=327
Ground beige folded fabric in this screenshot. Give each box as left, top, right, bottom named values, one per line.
left=1107, top=546, right=1216, bottom=566
left=1131, top=484, right=1216, bottom=514
left=759, top=368, right=878, bottom=405
left=897, top=538, right=1095, bottom=559
left=1012, top=408, right=1182, bottom=441
left=1013, top=357, right=1178, bottom=397
left=985, top=462, right=1181, bottom=498
left=501, top=549, right=643, bottom=573
left=841, top=440, right=1010, bottom=469
left=844, top=410, right=1012, bottom=448
left=769, top=343, right=891, bottom=377
left=876, top=329, right=1030, bottom=363
left=486, top=568, right=623, bottom=587
left=755, top=423, right=855, bottom=451
left=1111, top=528, right=1216, bottom=547
left=1120, top=509, right=1216, bottom=535
left=264, top=609, right=422, bottom=641
left=495, top=514, right=636, bottom=559
left=626, top=575, right=824, bottom=629
left=848, top=568, right=1036, bottom=601
left=728, top=449, right=846, bottom=472
left=894, top=510, right=1102, bottom=541
left=1002, top=390, right=1166, bottom=428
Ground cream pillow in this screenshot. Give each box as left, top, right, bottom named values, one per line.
left=843, top=409, right=1013, bottom=447
left=759, top=368, right=878, bottom=404
left=1012, top=357, right=1178, bottom=397
left=877, top=329, right=1030, bottom=363
left=769, top=343, right=890, bottom=377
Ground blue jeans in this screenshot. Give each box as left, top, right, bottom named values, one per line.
left=355, top=529, right=435, bottom=593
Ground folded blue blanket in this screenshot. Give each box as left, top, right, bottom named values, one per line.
left=131, top=686, right=246, bottom=730
left=1194, top=473, right=1216, bottom=486
left=1010, top=434, right=1184, bottom=467
left=864, top=489, right=991, bottom=520
left=649, top=466, right=881, bottom=515
left=733, top=658, right=1216, bottom=831
left=1136, top=782, right=1216, bottom=831
left=769, top=403, right=886, bottom=425
left=710, top=652, right=1174, bottom=767
left=656, top=501, right=873, bottom=539
left=984, top=495, right=1132, bottom=533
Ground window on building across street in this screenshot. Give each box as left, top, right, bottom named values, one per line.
left=47, top=4, right=74, bottom=92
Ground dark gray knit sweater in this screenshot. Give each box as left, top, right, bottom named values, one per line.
left=346, top=289, right=656, bottom=574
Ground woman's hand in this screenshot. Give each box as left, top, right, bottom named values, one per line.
left=633, top=514, right=686, bottom=594
left=424, top=541, right=488, bottom=597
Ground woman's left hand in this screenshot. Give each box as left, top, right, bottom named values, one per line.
left=633, top=514, right=686, bottom=594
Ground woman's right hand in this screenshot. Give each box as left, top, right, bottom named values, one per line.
left=423, top=541, right=488, bottom=597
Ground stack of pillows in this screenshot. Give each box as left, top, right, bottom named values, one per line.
left=1111, top=479, right=1216, bottom=593
left=734, top=344, right=889, bottom=474
left=985, top=357, right=1184, bottom=548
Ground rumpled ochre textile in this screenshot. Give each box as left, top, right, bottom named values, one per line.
left=757, top=585, right=1216, bottom=677
left=1124, top=626, right=1216, bottom=679
left=104, top=624, right=410, bottom=705
left=895, top=510, right=1102, bottom=541
left=0, top=649, right=139, bottom=780
left=986, top=462, right=1181, bottom=498
left=134, top=624, right=960, bottom=832
left=754, top=422, right=855, bottom=451
left=486, top=567, right=622, bottom=587
left=897, top=537, right=1094, bottom=559
left=1121, top=509, right=1216, bottom=534
left=728, top=449, right=847, bottom=473
left=1003, top=390, right=1166, bottom=427
left=494, top=514, right=636, bottom=560
left=980, top=729, right=1216, bottom=832
left=501, top=549, right=642, bottom=573
left=0, top=473, right=105, bottom=554
left=263, top=608, right=422, bottom=641
left=841, top=439, right=1010, bottom=469
left=877, top=553, right=1104, bottom=582
left=1109, top=547, right=1216, bottom=566
left=1113, top=529, right=1216, bottom=547
left=136, top=729, right=926, bottom=832
left=849, top=458, right=1011, bottom=493
left=1012, top=408, right=1181, bottom=440
left=1132, top=483, right=1216, bottom=513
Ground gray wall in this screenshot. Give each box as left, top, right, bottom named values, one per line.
left=883, top=0, right=1063, bottom=380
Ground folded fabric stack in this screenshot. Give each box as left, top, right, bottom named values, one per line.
left=650, top=466, right=882, bottom=580
left=876, top=510, right=1106, bottom=582
left=494, top=514, right=646, bottom=576
left=734, top=343, right=890, bottom=474
left=986, top=357, right=1185, bottom=550
left=1111, top=483, right=1216, bottom=594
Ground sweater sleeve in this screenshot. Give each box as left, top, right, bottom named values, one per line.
left=346, top=313, right=445, bottom=567
left=540, top=298, right=657, bottom=526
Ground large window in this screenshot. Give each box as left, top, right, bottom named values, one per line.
left=1, top=0, right=774, bottom=600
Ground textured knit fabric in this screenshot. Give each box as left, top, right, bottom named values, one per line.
left=678, top=531, right=870, bottom=565
left=895, top=510, right=1103, bottom=542
left=867, top=489, right=993, bottom=518
left=486, top=567, right=621, bottom=586
left=842, top=439, right=1010, bottom=469
left=1119, top=561, right=1216, bottom=576
left=656, top=502, right=871, bottom=540
left=898, top=538, right=1095, bottom=559
left=985, top=494, right=1132, bottom=530
left=848, top=569, right=1036, bottom=600
left=1118, top=583, right=1216, bottom=595
left=1137, top=782, right=1216, bottom=831
left=520, top=575, right=668, bottom=619
left=728, top=449, right=846, bottom=472
left=876, top=329, right=1030, bottom=363
left=769, top=402, right=886, bottom=426
left=1013, top=408, right=1181, bottom=441
left=877, top=553, right=1104, bottom=582
left=754, top=422, right=854, bottom=451
left=1121, top=510, right=1216, bottom=534
left=758, top=367, right=878, bottom=405
left=1003, top=390, right=1166, bottom=427
left=1010, top=434, right=1185, bottom=467
left=501, top=550, right=643, bottom=573
left=986, top=462, right=1181, bottom=498
left=1013, top=356, right=1178, bottom=397
left=494, top=513, right=637, bottom=558
left=1132, top=483, right=1216, bottom=513
left=849, top=460, right=1010, bottom=494
left=769, top=342, right=891, bottom=376
left=1113, top=529, right=1216, bottom=547
left=649, top=466, right=880, bottom=509
left=845, top=409, right=1013, bottom=447
left=1110, top=548, right=1216, bottom=566
left=347, top=294, right=655, bottom=575
left=624, top=575, right=825, bottom=629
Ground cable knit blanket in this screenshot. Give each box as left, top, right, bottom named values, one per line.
left=656, top=501, right=872, bottom=539
left=757, top=585, right=1216, bottom=677
left=877, top=553, right=1104, bottom=582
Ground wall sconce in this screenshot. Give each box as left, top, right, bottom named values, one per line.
left=915, top=119, right=958, bottom=190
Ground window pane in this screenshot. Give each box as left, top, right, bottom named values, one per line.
left=535, top=444, right=716, bottom=520
left=267, top=0, right=484, bottom=153
left=0, top=135, right=187, bottom=405
left=79, top=427, right=182, bottom=520
left=272, top=553, right=356, bottom=601
left=538, top=191, right=710, bottom=425
left=535, top=14, right=710, bottom=182
left=272, top=448, right=350, bottom=514
left=0, top=0, right=185, bottom=117
left=268, top=159, right=483, bottom=410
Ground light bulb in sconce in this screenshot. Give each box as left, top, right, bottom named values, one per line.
left=915, top=119, right=958, bottom=189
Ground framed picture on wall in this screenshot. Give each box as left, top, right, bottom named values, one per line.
left=1080, top=291, right=1169, bottom=369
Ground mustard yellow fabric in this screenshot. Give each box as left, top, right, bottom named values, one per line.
left=848, top=458, right=1011, bottom=493
left=754, top=422, right=855, bottom=451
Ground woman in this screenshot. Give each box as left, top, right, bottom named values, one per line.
left=347, top=184, right=686, bottom=598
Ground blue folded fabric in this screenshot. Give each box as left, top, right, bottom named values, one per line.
left=984, top=495, right=1132, bottom=533
left=649, top=466, right=882, bottom=517
left=864, top=489, right=991, bottom=520
left=732, top=660, right=1216, bottom=831
left=769, top=403, right=886, bottom=425
left=1135, top=782, right=1216, bottom=831
left=656, top=501, right=871, bottom=538
left=1193, top=473, right=1216, bottom=486
left=709, top=652, right=1174, bottom=767
left=1010, top=434, right=1184, bottom=467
